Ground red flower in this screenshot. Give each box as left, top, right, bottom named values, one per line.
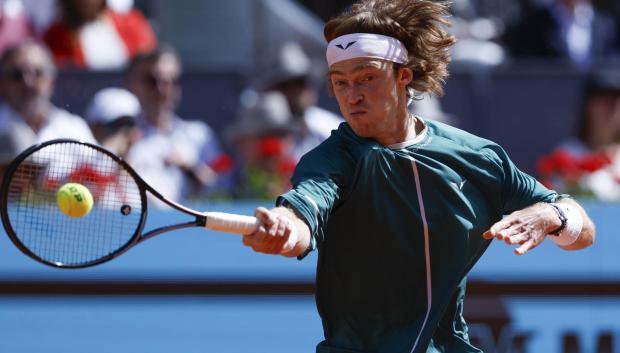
left=210, top=153, right=234, bottom=173
left=258, top=136, right=284, bottom=157
left=537, top=149, right=579, bottom=177
left=537, top=155, right=557, bottom=176
left=275, top=158, right=297, bottom=176
left=577, top=151, right=612, bottom=173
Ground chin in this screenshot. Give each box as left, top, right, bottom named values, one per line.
left=348, top=125, right=372, bottom=139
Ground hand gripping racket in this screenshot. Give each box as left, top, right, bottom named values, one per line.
left=0, top=139, right=297, bottom=268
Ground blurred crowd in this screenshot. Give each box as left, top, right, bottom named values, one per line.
left=0, top=0, right=619, bottom=202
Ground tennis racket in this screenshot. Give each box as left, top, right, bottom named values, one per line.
left=0, top=139, right=296, bottom=268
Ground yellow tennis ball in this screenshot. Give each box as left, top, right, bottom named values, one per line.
left=57, top=183, right=94, bottom=218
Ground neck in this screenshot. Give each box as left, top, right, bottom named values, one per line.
left=376, top=107, right=419, bottom=146
left=13, top=101, right=51, bottom=133
left=143, top=108, right=173, bottom=130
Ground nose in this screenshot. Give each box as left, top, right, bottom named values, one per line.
left=22, top=72, right=40, bottom=88
left=347, top=87, right=363, bottom=105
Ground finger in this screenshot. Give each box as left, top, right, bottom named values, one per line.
left=242, top=234, right=253, bottom=247
left=497, top=225, right=527, bottom=243
left=487, top=226, right=517, bottom=242
left=487, top=218, right=518, bottom=237
left=515, top=237, right=541, bottom=255
left=275, top=218, right=287, bottom=238
left=251, top=225, right=269, bottom=243
left=504, top=232, right=530, bottom=245
left=250, top=237, right=277, bottom=254
left=267, top=218, right=291, bottom=253
left=490, top=217, right=517, bottom=233
left=282, top=226, right=297, bottom=252
left=244, top=224, right=271, bottom=248
left=264, top=236, right=286, bottom=254
left=255, top=207, right=276, bottom=227
left=268, top=218, right=282, bottom=237
left=482, top=230, right=494, bottom=240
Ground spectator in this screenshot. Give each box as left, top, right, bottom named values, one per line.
left=0, top=0, right=36, bottom=55
left=448, top=0, right=506, bottom=66
left=503, top=0, right=619, bottom=69
left=0, top=41, right=95, bottom=175
left=227, top=91, right=297, bottom=199
left=125, top=46, right=228, bottom=202
left=538, top=69, right=620, bottom=200
left=84, top=87, right=141, bottom=159
left=43, top=0, right=157, bottom=70
left=254, top=41, right=343, bottom=160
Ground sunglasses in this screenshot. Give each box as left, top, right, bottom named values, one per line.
left=102, top=116, right=136, bottom=133
left=3, top=68, right=48, bottom=82
left=142, top=74, right=180, bottom=87
left=272, top=76, right=309, bottom=90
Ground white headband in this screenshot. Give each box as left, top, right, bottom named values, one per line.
left=326, top=33, right=409, bottom=67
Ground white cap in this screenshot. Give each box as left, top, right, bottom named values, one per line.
left=253, top=41, right=313, bottom=90
left=226, top=91, right=293, bottom=141
left=85, top=87, right=140, bottom=124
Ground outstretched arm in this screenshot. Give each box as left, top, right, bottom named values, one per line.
left=483, top=198, right=595, bottom=255
left=242, top=206, right=312, bottom=258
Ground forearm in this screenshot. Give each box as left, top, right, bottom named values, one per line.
left=483, top=197, right=596, bottom=255
left=554, top=198, right=595, bottom=250
left=269, top=206, right=312, bottom=258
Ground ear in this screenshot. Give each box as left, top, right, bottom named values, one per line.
left=397, top=67, right=413, bottom=87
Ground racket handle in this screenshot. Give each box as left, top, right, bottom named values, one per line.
left=204, top=212, right=260, bottom=235
left=203, top=212, right=299, bottom=252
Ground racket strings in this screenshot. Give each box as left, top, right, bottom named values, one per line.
left=5, top=142, right=144, bottom=266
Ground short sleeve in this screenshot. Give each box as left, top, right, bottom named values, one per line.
left=482, top=145, right=558, bottom=214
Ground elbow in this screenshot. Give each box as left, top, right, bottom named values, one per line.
left=576, top=222, right=596, bottom=250
left=560, top=223, right=595, bottom=251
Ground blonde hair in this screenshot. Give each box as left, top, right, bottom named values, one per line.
left=324, top=0, right=455, bottom=96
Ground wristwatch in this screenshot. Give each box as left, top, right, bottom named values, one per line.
left=548, top=203, right=567, bottom=236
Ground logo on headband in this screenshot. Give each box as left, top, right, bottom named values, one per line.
left=335, top=41, right=357, bottom=50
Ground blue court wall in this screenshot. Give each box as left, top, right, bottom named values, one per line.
left=0, top=201, right=619, bottom=353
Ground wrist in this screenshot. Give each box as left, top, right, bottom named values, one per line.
left=546, top=202, right=583, bottom=246
left=547, top=203, right=567, bottom=235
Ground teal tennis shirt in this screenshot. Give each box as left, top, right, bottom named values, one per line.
left=278, top=119, right=558, bottom=353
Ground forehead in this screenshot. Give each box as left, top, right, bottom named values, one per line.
left=135, top=53, right=180, bottom=75
left=5, top=46, right=50, bottom=68
left=328, top=58, right=392, bottom=76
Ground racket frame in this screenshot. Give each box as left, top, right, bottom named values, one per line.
left=0, top=139, right=213, bottom=268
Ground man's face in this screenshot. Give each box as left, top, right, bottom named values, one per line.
left=328, top=58, right=411, bottom=141
left=129, top=54, right=181, bottom=115
left=0, top=46, right=55, bottom=114
left=273, top=77, right=316, bottom=116
left=70, top=0, right=106, bottom=22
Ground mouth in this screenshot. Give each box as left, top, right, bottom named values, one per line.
left=349, top=111, right=367, bottom=117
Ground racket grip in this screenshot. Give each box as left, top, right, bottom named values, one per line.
left=203, top=211, right=299, bottom=252
left=204, top=212, right=260, bottom=235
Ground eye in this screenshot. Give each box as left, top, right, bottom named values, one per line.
left=364, top=75, right=374, bottom=81
left=333, top=79, right=346, bottom=87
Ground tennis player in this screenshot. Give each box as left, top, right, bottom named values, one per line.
left=242, top=1, right=596, bottom=352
